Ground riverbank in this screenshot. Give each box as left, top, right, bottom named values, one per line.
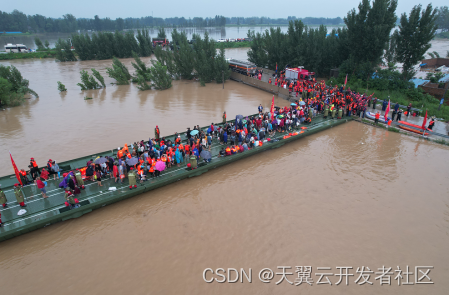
left=434, top=31, right=449, bottom=39
left=215, top=41, right=250, bottom=48
left=0, top=50, right=57, bottom=60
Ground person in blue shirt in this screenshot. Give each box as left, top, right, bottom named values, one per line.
left=258, top=104, right=263, bottom=114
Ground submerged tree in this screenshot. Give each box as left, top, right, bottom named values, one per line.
left=91, top=69, right=106, bottom=88
left=147, top=61, right=172, bottom=90
left=0, top=65, right=38, bottom=107
left=106, top=57, right=131, bottom=85
left=77, top=70, right=102, bottom=90
left=171, top=30, right=195, bottom=79
left=44, top=40, right=50, bottom=49
left=57, top=81, right=67, bottom=92
left=131, top=51, right=151, bottom=82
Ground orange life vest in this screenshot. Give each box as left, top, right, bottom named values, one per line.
left=31, top=161, right=38, bottom=168
left=118, top=150, right=124, bottom=158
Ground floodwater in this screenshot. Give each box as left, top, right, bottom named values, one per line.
left=0, top=26, right=333, bottom=50
left=0, top=122, right=448, bottom=294
left=0, top=48, right=449, bottom=294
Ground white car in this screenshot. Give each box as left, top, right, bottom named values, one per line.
left=229, top=39, right=236, bottom=42
left=216, top=39, right=227, bottom=43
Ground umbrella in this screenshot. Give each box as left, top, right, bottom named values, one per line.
left=277, top=115, right=284, bottom=118
left=155, top=161, right=166, bottom=171
left=126, top=157, right=139, bottom=166
left=299, top=101, right=306, bottom=106
left=290, top=103, right=297, bottom=106
left=242, top=119, right=247, bottom=124
left=190, top=130, right=199, bottom=136
left=94, top=157, right=108, bottom=164
left=236, top=115, right=243, bottom=120
left=200, top=150, right=212, bottom=159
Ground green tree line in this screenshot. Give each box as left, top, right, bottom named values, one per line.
left=248, top=0, right=438, bottom=82
left=70, top=30, right=152, bottom=60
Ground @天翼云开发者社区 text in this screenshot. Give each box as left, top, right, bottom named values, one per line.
left=203, top=266, right=435, bottom=285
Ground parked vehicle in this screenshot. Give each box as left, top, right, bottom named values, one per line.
left=152, top=38, right=169, bottom=46
left=217, top=39, right=227, bottom=43
left=227, top=59, right=257, bottom=75
left=4, top=43, right=28, bottom=53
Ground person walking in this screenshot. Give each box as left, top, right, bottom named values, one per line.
left=0, top=185, right=7, bottom=208
left=406, top=103, right=412, bottom=117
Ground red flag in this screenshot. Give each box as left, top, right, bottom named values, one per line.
left=10, top=151, right=23, bottom=186
left=344, top=74, right=348, bottom=86
left=270, top=95, right=275, bottom=121
left=384, top=99, right=390, bottom=122
left=422, top=110, right=428, bottom=130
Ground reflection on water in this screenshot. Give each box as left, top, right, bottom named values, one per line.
left=0, top=122, right=447, bottom=294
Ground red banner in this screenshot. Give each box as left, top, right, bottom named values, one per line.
left=10, top=152, right=23, bottom=186
left=384, top=99, right=390, bottom=122
left=422, top=110, right=428, bottom=130
left=270, top=95, right=275, bottom=121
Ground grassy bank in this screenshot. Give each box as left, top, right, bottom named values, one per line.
left=434, top=31, right=449, bottom=39
left=0, top=50, right=58, bottom=60
left=0, top=32, right=32, bottom=36
left=225, top=24, right=345, bottom=27
left=215, top=41, right=251, bottom=49
left=341, top=85, right=449, bottom=121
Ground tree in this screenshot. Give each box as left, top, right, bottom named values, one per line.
left=214, top=45, right=231, bottom=83
left=77, top=70, right=101, bottom=90
left=106, top=57, right=131, bottom=84
left=343, top=0, right=398, bottom=69
left=131, top=51, right=151, bottom=82
left=157, top=27, right=166, bottom=39
left=154, top=45, right=177, bottom=77
left=91, top=68, right=106, bottom=87
left=55, top=38, right=77, bottom=62
left=44, top=40, right=50, bottom=48
left=57, top=81, right=67, bottom=92
left=247, top=30, right=268, bottom=67
left=0, top=65, right=38, bottom=107
left=34, top=37, right=44, bottom=50
left=435, top=6, right=449, bottom=32
left=147, top=61, right=172, bottom=90
left=171, top=30, right=195, bottom=79
left=395, top=4, right=438, bottom=80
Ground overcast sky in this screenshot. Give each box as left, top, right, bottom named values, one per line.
left=2, top=0, right=447, bottom=19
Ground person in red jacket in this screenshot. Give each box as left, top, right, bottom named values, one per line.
left=375, top=112, right=380, bottom=124
left=36, top=177, right=49, bottom=198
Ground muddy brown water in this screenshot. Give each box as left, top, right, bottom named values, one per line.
left=0, top=48, right=448, bottom=294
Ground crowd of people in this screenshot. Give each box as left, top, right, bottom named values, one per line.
left=0, top=77, right=438, bottom=227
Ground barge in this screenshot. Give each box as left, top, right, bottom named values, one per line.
left=0, top=115, right=352, bottom=242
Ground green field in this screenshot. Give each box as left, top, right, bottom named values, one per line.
left=0, top=50, right=58, bottom=60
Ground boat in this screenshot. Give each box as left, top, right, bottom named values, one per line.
left=398, top=121, right=431, bottom=131
left=398, top=125, right=429, bottom=135
left=365, top=111, right=391, bottom=123
left=0, top=114, right=351, bottom=242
